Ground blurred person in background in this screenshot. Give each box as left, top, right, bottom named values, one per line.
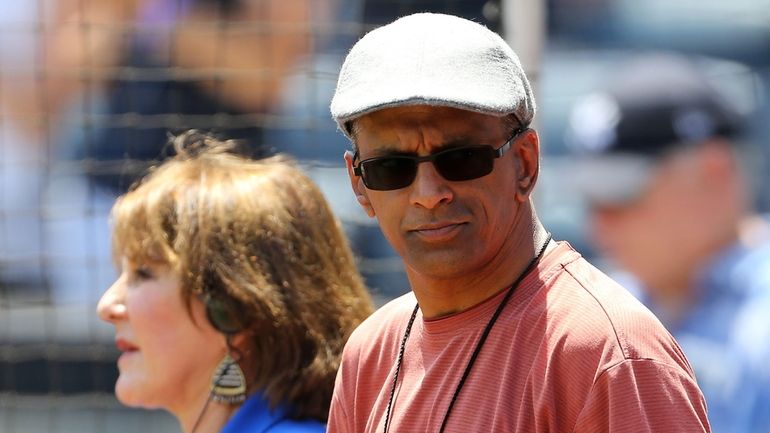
left=567, top=52, right=770, bottom=433
left=0, top=0, right=143, bottom=303
left=0, top=0, right=320, bottom=305
left=82, top=0, right=319, bottom=193
left=96, top=131, right=373, bottom=432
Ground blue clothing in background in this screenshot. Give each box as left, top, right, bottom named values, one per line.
left=221, top=392, right=325, bottom=433
left=623, top=236, right=770, bottom=433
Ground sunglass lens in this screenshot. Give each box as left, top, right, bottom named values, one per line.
left=436, top=147, right=495, bottom=181
left=363, top=157, right=418, bottom=191
left=205, top=295, right=245, bottom=334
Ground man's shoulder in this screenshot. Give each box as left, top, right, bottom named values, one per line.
left=543, top=251, right=691, bottom=368
left=539, top=243, right=656, bottom=328
left=343, top=291, right=417, bottom=358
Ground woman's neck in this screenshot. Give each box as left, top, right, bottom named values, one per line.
left=179, top=397, right=239, bottom=433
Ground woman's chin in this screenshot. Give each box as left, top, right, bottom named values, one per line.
left=114, top=376, right=157, bottom=409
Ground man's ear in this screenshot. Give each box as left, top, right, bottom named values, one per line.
left=512, top=129, right=540, bottom=202
left=344, top=150, right=376, bottom=217
left=697, top=139, right=735, bottom=179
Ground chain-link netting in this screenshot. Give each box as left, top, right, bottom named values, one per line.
left=1, top=0, right=769, bottom=431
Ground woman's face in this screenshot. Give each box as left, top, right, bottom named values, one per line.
left=97, top=258, right=226, bottom=414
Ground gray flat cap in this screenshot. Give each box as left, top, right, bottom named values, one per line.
left=330, top=12, right=536, bottom=138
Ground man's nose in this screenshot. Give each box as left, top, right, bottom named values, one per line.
left=408, top=161, right=454, bottom=209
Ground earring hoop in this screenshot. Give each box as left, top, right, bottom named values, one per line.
left=210, top=352, right=246, bottom=404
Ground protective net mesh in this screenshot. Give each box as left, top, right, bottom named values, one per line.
left=2, top=0, right=768, bottom=431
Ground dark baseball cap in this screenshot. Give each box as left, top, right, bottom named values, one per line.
left=565, top=52, right=746, bottom=205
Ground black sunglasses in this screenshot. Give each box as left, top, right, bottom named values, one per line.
left=353, top=129, right=524, bottom=191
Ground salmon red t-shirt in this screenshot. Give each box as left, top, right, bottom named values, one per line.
left=328, top=242, right=710, bottom=433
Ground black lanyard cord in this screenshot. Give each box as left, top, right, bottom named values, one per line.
left=383, top=233, right=552, bottom=433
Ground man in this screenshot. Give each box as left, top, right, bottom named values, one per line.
left=566, top=52, right=770, bottom=433
left=328, top=13, right=710, bottom=432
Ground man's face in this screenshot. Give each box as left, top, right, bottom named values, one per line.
left=346, top=105, right=532, bottom=281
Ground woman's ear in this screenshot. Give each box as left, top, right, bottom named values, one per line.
left=228, top=332, right=248, bottom=353
left=512, top=129, right=541, bottom=201
left=345, top=150, right=376, bottom=217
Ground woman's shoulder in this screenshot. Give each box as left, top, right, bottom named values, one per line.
left=223, top=393, right=326, bottom=433
left=267, top=418, right=325, bottom=433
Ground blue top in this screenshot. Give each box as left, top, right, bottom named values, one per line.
left=221, top=392, right=326, bottom=433
left=621, top=235, right=770, bottom=433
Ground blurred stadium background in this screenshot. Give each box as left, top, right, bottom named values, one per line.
left=1, top=0, right=768, bottom=431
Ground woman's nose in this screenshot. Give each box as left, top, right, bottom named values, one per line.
left=96, top=276, right=127, bottom=323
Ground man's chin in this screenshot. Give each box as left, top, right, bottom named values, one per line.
left=404, top=248, right=478, bottom=279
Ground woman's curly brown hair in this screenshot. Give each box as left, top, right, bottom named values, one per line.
left=110, top=130, right=374, bottom=421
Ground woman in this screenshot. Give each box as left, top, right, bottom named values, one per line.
left=97, top=131, right=374, bottom=433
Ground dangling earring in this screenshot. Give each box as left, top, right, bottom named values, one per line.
left=210, top=352, right=246, bottom=404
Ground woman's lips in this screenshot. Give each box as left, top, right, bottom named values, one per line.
left=116, top=338, right=139, bottom=368
left=115, top=338, right=138, bottom=353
